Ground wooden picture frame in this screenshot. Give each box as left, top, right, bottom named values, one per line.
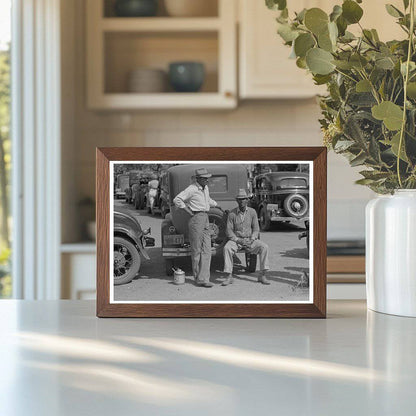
left=97, top=147, right=327, bottom=318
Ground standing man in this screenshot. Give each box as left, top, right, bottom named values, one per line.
left=147, top=173, right=159, bottom=213
left=222, top=189, right=270, bottom=286
left=173, top=168, right=217, bottom=288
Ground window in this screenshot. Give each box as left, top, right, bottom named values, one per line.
left=0, top=0, right=11, bottom=298
left=208, top=175, right=228, bottom=193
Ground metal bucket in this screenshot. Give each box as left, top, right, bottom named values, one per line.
left=173, top=268, right=185, bottom=285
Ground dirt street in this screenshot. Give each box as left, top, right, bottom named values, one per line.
left=113, top=199, right=310, bottom=302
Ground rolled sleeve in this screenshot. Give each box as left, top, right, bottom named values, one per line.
left=209, top=197, right=217, bottom=208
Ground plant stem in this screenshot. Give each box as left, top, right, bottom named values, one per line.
left=397, top=0, right=415, bottom=188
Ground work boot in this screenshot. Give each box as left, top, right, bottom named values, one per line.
left=197, top=281, right=214, bottom=288
left=222, top=275, right=233, bottom=286
left=258, top=273, right=271, bottom=285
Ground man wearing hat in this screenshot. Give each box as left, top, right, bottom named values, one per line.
left=173, top=168, right=218, bottom=288
left=222, top=189, right=270, bottom=286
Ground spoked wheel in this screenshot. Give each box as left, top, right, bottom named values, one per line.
left=113, top=237, right=141, bottom=285
left=208, top=214, right=226, bottom=250
left=259, top=207, right=271, bottom=231
left=245, top=253, right=257, bottom=273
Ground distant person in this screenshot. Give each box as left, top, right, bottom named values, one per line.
left=147, top=174, right=159, bottom=212
left=173, top=168, right=217, bottom=288
left=222, top=189, right=270, bottom=286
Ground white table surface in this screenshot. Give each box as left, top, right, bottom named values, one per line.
left=0, top=300, right=415, bottom=416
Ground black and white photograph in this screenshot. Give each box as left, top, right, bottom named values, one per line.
left=110, top=161, right=313, bottom=303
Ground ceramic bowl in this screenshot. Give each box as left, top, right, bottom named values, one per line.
left=114, top=0, right=158, bottom=17
left=168, top=62, right=205, bottom=93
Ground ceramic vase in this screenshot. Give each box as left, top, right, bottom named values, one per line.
left=366, top=190, right=416, bottom=317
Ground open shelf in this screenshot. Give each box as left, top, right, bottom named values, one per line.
left=104, top=31, right=218, bottom=94
left=86, top=0, right=236, bottom=109
left=103, top=0, right=219, bottom=18
left=101, top=17, right=221, bottom=32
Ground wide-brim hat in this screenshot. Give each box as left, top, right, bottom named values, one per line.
left=195, top=168, right=212, bottom=178
left=236, top=189, right=249, bottom=199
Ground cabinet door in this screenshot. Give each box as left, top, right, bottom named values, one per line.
left=239, top=0, right=323, bottom=99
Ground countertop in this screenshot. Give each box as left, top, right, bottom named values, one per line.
left=0, top=300, right=415, bottom=415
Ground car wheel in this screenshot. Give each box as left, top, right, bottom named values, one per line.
left=259, top=207, right=271, bottom=231
left=113, top=236, right=141, bottom=285
left=208, top=213, right=227, bottom=251
left=245, top=253, right=257, bottom=273
left=283, top=194, right=308, bottom=218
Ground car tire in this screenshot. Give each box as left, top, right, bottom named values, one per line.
left=113, top=236, right=141, bottom=285
left=283, top=194, right=308, bottom=218
left=208, top=212, right=227, bottom=251
left=245, top=253, right=257, bottom=273
left=259, top=207, right=271, bottom=231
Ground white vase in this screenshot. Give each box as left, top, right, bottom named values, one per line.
left=366, top=190, right=416, bottom=317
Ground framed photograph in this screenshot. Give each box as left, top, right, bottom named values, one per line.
left=96, top=147, right=327, bottom=318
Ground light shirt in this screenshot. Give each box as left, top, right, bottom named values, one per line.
left=148, top=179, right=159, bottom=189
left=173, top=182, right=217, bottom=212
left=226, top=207, right=259, bottom=242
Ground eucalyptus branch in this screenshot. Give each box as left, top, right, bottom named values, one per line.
left=397, top=0, right=415, bottom=187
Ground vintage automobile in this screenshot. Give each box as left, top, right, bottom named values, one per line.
left=250, top=172, right=309, bottom=231
left=113, top=208, right=155, bottom=285
left=161, top=164, right=256, bottom=275
left=114, top=174, right=129, bottom=199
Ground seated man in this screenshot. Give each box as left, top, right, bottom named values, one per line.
left=222, top=189, right=270, bottom=286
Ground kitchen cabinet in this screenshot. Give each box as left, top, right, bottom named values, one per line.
left=86, top=0, right=237, bottom=109
left=238, top=0, right=404, bottom=99
left=239, top=0, right=326, bottom=99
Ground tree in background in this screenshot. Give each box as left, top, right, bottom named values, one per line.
left=0, top=46, right=10, bottom=248
left=0, top=44, right=11, bottom=297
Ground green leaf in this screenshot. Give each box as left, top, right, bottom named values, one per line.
left=372, top=101, right=404, bottom=130
left=385, top=4, right=404, bottom=18
left=342, top=0, right=363, bottom=24
left=306, top=48, right=335, bottom=75
left=375, top=56, right=396, bottom=70
left=382, top=132, right=409, bottom=162
left=350, top=152, right=368, bottom=167
left=304, top=8, right=329, bottom=35
left=407, top=82, right=416, bottom=99
left=266, top=0, right=287, bottom=11
left=356, top=79, right=372, bottom=93
left=318, top=31, right=334, bottom=52
left=296, top=57, right=307, bottom=69
left=330, top=5, right=343, bottom=22
left=313, top=74, right=332, bottom=85
left=336, top=15, right=348, bottom=36
left=277, top=23, right=299, bottom=42
left=294, top=33, right=315, bottom=57
left=371, top=29, right=380, bottom=42
left=333, top=59, right=353, bottom=70
left=403, top=0, right=410, bottom=10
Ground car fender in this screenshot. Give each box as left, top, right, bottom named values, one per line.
left=114, top=228, right=150, bottom=260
